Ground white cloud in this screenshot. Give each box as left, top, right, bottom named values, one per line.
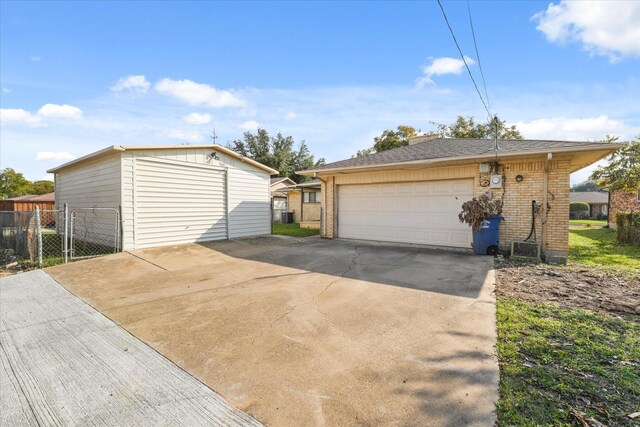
left=155, top=78, right=246, bottom=108
left=36, top=151, right=76, bottom=162
left=0, top=108, right=42, bottom=126
left=513, top=115, right=639, bottom=141
left=37, top=104, right=83, bottom=120
left=2, top=88, right=11, bottom=93
left=284, top=111, right=297, bottom=120
left=416, top=56, right=475, bottom=87
left=532, top=1, right=640, bottom=61
left=164, top=129, right=204, bottom=143
left=30, top=55, right=42, bottom=62
left=239, top=120, right=260, bottom=132
left=183, top=112, right=212, bottom=125
left=111, top=75, right=150, bottom=93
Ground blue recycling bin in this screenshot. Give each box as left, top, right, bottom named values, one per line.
left=472, top=215, right=504, bottom=255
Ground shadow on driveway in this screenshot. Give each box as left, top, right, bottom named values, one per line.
left=47, top=236, right=497, bottom=427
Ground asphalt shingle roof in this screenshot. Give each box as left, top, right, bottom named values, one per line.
left=309, top=138, right=613, bottom=172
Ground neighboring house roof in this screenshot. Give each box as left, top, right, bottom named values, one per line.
left=299, top=138, right=622, bottom=174
left=270, top=177, right=295, bottom=186
left=570, top=192, right=608, bottom=204
left=47, top=145, right=278, bottom=175
left=283, top=180, right=322, bottom=190
left=272, top=191, right=288, bottom=198
left=6, top=192, right=55, bottom=202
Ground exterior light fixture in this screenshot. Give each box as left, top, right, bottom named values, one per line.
left=515, top=174, right=524, bottom=182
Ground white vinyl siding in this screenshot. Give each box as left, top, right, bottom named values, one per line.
left=55, top=154, right=122, bottom=211
left=228, top=168, right=270, bottom=238
left=338, top=179, right=473, bottom=248
left=132, top=158, right=228, bottom=249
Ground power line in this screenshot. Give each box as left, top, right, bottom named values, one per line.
left=467, top=0, right=491, bottom=116
left=436, top=0, right=491, bottom=119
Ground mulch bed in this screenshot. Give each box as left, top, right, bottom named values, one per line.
left=495, top=257, right=640, bottom=318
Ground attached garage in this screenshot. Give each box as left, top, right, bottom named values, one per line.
left=48, top=145, right=277, bottom=250
left=338, top=179, right=473, bottom=248
left=300, top=137, right=622, bottom=263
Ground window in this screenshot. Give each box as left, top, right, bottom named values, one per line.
left=303, top=191, right=320, bottom=203
left=637, top=188, right=640, bottom=203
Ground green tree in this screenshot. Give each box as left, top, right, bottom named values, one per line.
left=570, top=180, right=602, bottom=192
left=590, top=136, right=640, bottom=191
left=228, top=129, right=325, bottom=183
left=29, top=180, right=55, bottom=195
left=372, top=125, right=418, bottom=152
left=354, top=116, right=523, bottom=157
left=0, top=168, right=32, bottom=199
left=435, top=116, right=523, bottom=140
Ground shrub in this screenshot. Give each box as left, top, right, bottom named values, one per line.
left=616, top=212, right=640, bottom=245
left=459, top=195, right=503, bottom=231
left=570, top=202, right=589, bottom=214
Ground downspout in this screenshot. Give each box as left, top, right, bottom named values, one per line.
left=541, top=153, right=552, bottom=259
left=300, top=188, right=304, bottom=222
left=315, top=174, right=328, bottom=238
left=607, top=190, right=611, bottom=228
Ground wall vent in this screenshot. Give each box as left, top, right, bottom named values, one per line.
left=511, top=241, right=541, bottom=260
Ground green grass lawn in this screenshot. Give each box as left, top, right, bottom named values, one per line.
left=569, top=227, right=640, bottom=273
left=569, top=219, right=608, bottom=227
left=497, top=298, right=640, bottom=426
left=272, top=223, right=320, bottom=237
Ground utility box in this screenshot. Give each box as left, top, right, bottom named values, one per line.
left=489, top=174, right=503, bottom=189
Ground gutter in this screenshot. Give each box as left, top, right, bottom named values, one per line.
left=296, top=143, right=623, bottom=176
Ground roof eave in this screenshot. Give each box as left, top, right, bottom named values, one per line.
left=47, top=144, right=278, bottom=175
left=47, top=146, right=125, bottom=173
left=297, top=143, right=623, bottom=176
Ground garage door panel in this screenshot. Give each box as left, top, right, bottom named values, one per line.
left=338, top=180, right=473, bottom=248
left=134, top=158, right=227, bottom=249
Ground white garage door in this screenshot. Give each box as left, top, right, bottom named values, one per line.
left=134, top=158, right=227, bottom=249
left=338, top=180, right=473, bottom=248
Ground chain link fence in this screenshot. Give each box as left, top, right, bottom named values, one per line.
left=0, top=205, right=120, bottom=268
left=70, top=208, right=120, bottom=260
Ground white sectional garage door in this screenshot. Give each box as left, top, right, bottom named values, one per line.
left=338, top=179, right=473, bottom=248
left=134, top=158, right=227, bottom=249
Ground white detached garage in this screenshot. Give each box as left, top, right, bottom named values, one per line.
left=48, top=145, right=277, bottom=250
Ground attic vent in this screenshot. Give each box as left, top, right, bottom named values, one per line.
left=511, top=241, right=541, bottom=260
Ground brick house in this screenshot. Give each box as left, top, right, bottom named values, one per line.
left=609, top=188, right=640, bottom=227
left=283, top=180, right=322, bottom=228
left=298, top=137, right=621, bottom=263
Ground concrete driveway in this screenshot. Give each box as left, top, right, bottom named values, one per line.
left=48, top=236, right=498, bottom=426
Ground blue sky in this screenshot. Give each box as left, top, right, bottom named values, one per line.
left=1, top=1, right=639, bottom=184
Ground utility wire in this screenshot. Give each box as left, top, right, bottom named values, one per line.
left=436, top=0, right=491, bottom=119
left=467, top=0, right=491, bottom=118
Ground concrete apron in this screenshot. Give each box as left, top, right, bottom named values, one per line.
left=0, top=270, right=262, bottom=427
left=46, top=236, right=499, bottom=426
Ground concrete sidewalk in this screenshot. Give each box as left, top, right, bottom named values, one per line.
left=0, top=270, right=262, bottom=426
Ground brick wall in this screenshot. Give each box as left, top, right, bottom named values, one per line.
left=319, top=154, right=572, bottom=258
left=610, top=189, right=640, bottom=224
left=287, top=190, right=302, bottom=222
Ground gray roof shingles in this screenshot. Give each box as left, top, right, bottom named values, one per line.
left=308, top=138, right=614, bottom=172
left=569, top=192, right=609, bottom=204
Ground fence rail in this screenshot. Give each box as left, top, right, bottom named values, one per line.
left=0, top=204, right=120, bottom=268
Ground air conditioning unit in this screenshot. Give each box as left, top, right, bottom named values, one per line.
left=511, top=241, right=541, bottom=260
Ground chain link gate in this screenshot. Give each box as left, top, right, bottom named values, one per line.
left=69, top=208, right=120, bottom=260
